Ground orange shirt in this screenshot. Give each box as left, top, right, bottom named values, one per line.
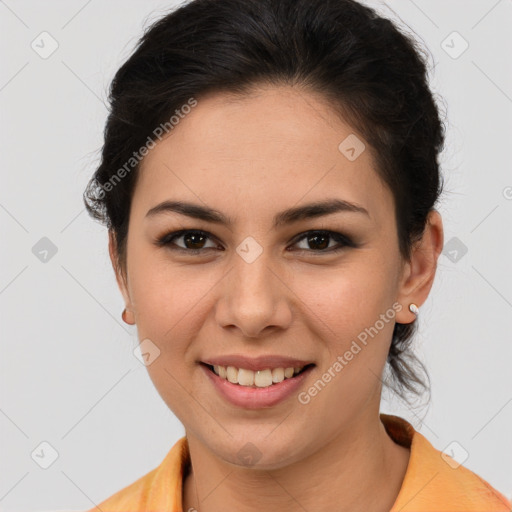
left=90, top=414, right=511, bottom=512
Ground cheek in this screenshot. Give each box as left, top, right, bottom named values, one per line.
left=292, top=265, right=398, bottom=414
left=294, top=258, right=396, bottom=343
left=128, top=259, right=208, bottom=416
left=127, top=253, right=206, bottom=356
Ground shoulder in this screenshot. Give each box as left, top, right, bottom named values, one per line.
left=89, top=466, right=159, bottom=511
left=399, top=432, right=511, bottom=511
left=87, top=436, right=189, bottom=511
left=382, top=414, right=511, bottom=512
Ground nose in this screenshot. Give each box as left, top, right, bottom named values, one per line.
left=214, top=250, right=293, bottom=339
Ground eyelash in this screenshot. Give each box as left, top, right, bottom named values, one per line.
left=155, top=229, right=356, bottom=255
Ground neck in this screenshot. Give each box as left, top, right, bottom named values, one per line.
left=182, top=411, right=410, bottom=512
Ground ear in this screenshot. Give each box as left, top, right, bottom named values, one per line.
left=108, top=230, right=135, bottom=325
left=395, top=209, right=444, bottom=324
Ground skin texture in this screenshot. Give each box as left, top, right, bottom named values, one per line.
left=109, top=84, right=444, bottom=512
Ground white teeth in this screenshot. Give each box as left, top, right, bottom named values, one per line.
left=226, top=366, right=238, bottom=384
left=209, top=364, right=305, bottom=388
left=238, top=368, right=254, bottom=386
left=255, top=369, right=273, bottom=387
left=271, top=367, right=284, bottom=383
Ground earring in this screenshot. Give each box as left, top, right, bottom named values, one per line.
left=409, top=303, right=419, bottom=316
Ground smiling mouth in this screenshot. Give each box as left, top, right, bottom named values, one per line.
left=201, top=362, right=315, bottom=388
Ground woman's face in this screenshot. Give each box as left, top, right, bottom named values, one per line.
left=112, top=85, right=424, bottom=468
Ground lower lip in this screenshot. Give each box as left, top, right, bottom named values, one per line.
left=201, top=364, right=315, bottom=409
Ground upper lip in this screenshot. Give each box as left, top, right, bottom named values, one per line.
left=201, top=354, right=315, bottom=371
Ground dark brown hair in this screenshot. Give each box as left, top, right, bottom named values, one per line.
left=84, top=0, right=446, bottom=402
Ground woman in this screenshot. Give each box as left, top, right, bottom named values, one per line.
left=83, top=0, right=511, bottom=510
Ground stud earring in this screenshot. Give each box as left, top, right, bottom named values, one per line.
left=409, top=303, right=419, bottom=316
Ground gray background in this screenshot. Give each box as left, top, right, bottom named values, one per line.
left=1, top=0, right=511, bottom=510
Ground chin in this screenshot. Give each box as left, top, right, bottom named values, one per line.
left=209, top=432, right=308, bottom=470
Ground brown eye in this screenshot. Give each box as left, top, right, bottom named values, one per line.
left=156, top=229, right=355, bottom=255
left=180, top=232, right=209, bottom=250
left=304, top=232, right=330, bottom=250
left=156, top=230, right=220, bottom=253
left=291, top=230, right=355, bottom=254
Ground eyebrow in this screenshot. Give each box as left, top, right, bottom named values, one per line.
left=145, top=198, right=370, bottom=227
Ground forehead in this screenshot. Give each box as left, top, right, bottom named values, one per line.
left=132, top=85, right=393, bottom=226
